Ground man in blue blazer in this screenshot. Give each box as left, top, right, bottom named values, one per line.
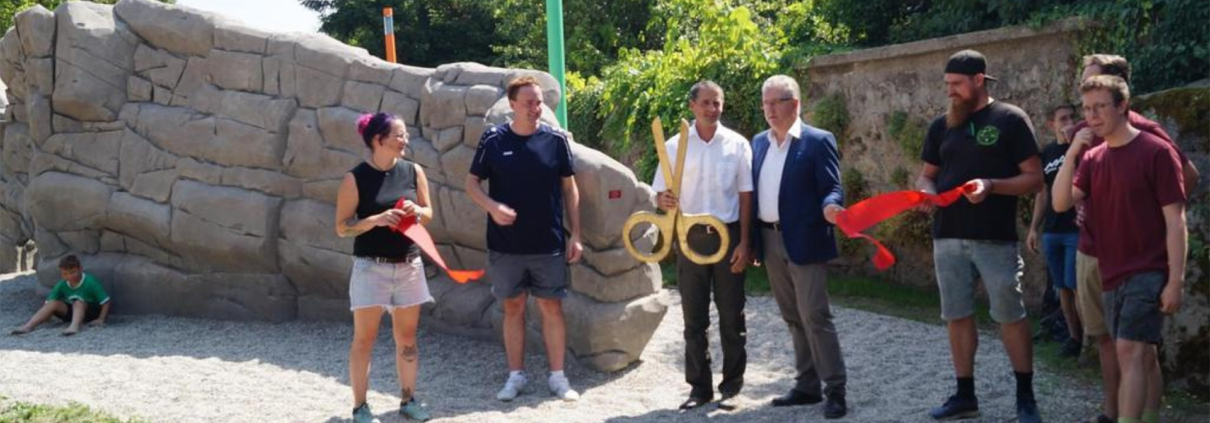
left=751, top=75, right=847, bottom=419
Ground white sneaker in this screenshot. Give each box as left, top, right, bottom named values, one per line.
left=496, top=372, right=528, bottom=401
left=548, top=374, right=580, bottom=401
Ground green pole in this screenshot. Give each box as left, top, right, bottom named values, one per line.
left=546, top=0, right=568, bottom=128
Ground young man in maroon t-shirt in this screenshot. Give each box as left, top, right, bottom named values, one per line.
left=1053, top=75, right=1187, bottom=423
left=1063, top=54, right=1199, bottom=423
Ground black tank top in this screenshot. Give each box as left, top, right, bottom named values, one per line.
left=351, top=160, right=419, bottom=259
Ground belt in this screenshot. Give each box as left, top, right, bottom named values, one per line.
left=357, top=255, right=411, bottom=264
left=688, top=221, right=739, bottom=235
left=758, top=221, right=782, bottom=231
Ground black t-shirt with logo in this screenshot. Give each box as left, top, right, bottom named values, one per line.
left=1040, top=142, right=1078, bottom=233
left=921, top=101, right=1039, bottom=241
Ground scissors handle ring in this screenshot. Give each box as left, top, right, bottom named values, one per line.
left=622, top=211, right=674, bottom=263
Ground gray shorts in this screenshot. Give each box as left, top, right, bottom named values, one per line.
left=933, top=239, right=1027, bottom=323
left=1104, top=271, right=1165, bottom=345
left=488, top=251, right=568, bottom=300
left=348, top=256, right=433, bottom=311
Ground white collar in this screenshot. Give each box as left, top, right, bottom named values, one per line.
left=771, top=118, right=804, bottom=148
left=688, top=120, right=728, bottom=144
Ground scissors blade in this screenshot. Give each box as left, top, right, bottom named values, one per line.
left=652, top=117, right=677, bottom=197
left=673, top=119, right=690, bottom=195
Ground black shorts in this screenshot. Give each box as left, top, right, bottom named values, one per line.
left=54, top=300, right=102, bottom=322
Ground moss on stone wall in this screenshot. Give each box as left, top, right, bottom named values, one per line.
left=888, top=110, right=927, bottom=161
left=890, top=167, right=911, bottom=189
left=840, top=167, right=868, bottom=258
left=1133, top=87, right=1210, bottom=150
left=812, top=93, right=850, bottom=145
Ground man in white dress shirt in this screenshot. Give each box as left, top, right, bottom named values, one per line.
left=652, top=80, right=754, bottom=411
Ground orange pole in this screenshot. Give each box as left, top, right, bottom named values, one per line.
left=382, top=7, right=397, bottom=63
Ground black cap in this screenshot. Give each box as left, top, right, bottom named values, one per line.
left=945, top=49, right=998, bottom=81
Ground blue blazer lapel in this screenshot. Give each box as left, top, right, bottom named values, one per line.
left=752, top=134, right=769, bottom=186
left=777, top=132, right=806, bottom=202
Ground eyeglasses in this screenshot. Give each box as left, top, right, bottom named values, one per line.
left=761, top=97, right=795, bottom=108
left=1081, top=102, right=1116, bottom=116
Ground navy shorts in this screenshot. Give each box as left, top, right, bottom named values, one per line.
left=488, top=251, right=568, bottom=300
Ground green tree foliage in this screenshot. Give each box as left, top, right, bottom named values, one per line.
left=815, top=0, right=1207, bottom=93
left=489, top=0, right=660, bottom=76
left=301, top=0, right=499, bottom=67
left=585, top=0, right=786, bottom=181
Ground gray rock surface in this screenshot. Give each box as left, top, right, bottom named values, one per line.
left=0, top=0, right=664, bottom=372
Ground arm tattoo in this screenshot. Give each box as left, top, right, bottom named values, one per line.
left=338, top=217, right=368, bottom=238
left=401, top=344, right=419, bottom=363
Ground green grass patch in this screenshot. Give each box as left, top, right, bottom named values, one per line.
left=0, top=401, right=146, bottom=423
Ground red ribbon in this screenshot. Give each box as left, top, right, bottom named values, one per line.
left=834, top=182, right=977, bottom=270
left=392, top=198, right=485, bottom=283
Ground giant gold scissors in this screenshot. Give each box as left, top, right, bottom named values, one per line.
left=622, top=118, right=730, bottom=265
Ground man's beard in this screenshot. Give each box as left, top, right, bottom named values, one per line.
left=946, top=95, right=978, bottom=128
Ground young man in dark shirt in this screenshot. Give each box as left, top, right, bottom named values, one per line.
left=1027, top=104, right=1082, bottom=358
left=916, top=50, right=1043, bottom=423
left=466, top=76, right=584, bottom=403
left=1053, top=75, right=1186, bottom=423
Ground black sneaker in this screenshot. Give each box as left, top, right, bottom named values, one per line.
left=1017, top=398, right=1042, bottom=423
left=928, top=395, right=979, bottom=420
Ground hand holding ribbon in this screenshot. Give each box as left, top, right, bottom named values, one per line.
left=392, top=198, right=485, bottom=283
left=834, top=182, right=977, bottom=270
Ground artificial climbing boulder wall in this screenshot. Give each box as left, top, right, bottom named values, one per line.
left=0, top=0, right=666, bottom=372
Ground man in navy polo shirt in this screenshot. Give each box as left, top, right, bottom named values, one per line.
left=466, top=76, right=584, bottom=403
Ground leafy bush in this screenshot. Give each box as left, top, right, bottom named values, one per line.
left=585, top=0, right=786, bottom=182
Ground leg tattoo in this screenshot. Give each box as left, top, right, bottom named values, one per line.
left=401, top=344, right=419, bottom=363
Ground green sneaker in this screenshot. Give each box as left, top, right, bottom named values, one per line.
left=399, top=399, right=432, bottom=422
left=352, top=402, right=381, bottom=423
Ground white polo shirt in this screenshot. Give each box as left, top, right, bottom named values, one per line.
left=651, top=122, right=754, bottom=223
left=757, top=118, right=804, bottom=223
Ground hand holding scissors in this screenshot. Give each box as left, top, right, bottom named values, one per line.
left=622, top=118, right=730, bottom=265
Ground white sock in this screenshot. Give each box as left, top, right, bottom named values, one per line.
left=509, top=370, right=524, bottom=378
left=550, top=370, right=565, bottom=379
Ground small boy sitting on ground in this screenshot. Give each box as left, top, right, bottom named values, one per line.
left=10, top=254, right=110, bottom=336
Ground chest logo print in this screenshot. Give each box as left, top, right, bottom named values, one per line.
left=503, top=151, right=514, bottom=156
left=976, top=126, right=1000, bottom=147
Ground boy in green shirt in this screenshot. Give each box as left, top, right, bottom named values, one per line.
left=10, top=255, right=110, bottom=336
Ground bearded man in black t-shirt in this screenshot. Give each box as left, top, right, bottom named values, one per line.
left=914, top=50, right=1044, bottom=423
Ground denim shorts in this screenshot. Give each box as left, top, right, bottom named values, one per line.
left=1042, top=232, right=1079, bottom=290
left=933, top=239, right=1026, bottom=323
left=348, top=256, right=433, bottom=311
left=1103, top=271, right=1165, bottom=345
left=488, top=251, right=568, bottom=300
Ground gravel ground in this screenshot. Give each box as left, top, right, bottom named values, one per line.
left=0, top=271, right=1105, bottom=423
